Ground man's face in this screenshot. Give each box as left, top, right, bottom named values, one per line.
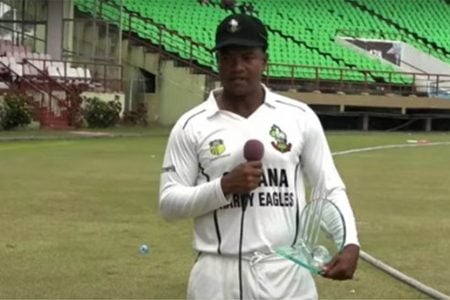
left=217, top=46, right=267, bottom=97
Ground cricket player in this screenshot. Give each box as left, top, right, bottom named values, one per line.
left=159, top=13, right=359, bottom=300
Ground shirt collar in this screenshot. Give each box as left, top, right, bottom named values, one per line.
left=205, top=83, right=276, bottom=118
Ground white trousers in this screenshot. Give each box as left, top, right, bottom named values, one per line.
left=187, top=252, right=318, bottom=300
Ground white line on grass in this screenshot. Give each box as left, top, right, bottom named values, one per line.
left=332, top=142, right=450, bottom=299
left=333, top=141, right=450, bottom=157
left=0, top=141, right=76, bottom=151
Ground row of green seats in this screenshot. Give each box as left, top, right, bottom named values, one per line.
left=253, top=0, right=420, bottom=83
left=73, top=0, right=420, bottom=83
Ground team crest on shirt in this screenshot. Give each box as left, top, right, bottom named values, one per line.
left=269, top=124, right=292, bottom=153
left=228, top=19, right=239, bottom=33
left=209, top=139, right=226, bottom=156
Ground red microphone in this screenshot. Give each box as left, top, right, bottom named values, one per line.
left=243, top=139, right=264, bottom=161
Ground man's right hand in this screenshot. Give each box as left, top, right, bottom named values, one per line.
left=221, top=161, right=263, bottom=196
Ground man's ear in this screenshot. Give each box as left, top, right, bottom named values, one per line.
left=263, top=52, right=269, bottom=64
left=215, top=52, right=220, bottom=64
left=262, top=52, right=268, bottom=71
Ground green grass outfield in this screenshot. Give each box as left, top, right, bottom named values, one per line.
left=1, top=128, right=449, bottom=299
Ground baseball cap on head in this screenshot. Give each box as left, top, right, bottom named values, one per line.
left=213, top=14, right=268, bottom=51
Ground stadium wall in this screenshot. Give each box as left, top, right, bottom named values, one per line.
left=71, top=21, right=204, bottom=125
left=119, top=40, right=206, bottom=125
left=157, top=60, right=206, bottom=126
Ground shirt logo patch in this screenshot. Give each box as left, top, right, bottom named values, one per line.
left=270, top=124, right=292, bottom=153
left=209, top=139, right=226, bottom=156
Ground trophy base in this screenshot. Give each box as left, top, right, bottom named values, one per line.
left=276, top=243, right=331, bottom=275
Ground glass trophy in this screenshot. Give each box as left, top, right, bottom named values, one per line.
left=276, top=189, right=346, bottom=275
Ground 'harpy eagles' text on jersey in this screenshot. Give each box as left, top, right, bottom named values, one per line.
left=159, top=85, right=359, bottom=255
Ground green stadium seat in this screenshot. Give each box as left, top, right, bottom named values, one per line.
left=74, top=0, right=448, bottom=84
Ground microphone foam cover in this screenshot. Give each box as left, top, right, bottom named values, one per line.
left=243, top=139, right=264, bottom=161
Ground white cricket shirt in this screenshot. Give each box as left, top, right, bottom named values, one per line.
left=159, top=85, right=359, bottom=255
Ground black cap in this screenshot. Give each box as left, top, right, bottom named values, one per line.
left=213, top=14, right=268, bottom=51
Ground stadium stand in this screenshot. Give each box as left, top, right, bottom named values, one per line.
left=0, top=39, right=104, bottom=89
left=70, top=0, right=450, bottom=130
left=1, top=0, right=449, bottom=130
left=0, top=38, right=122, bottom=128
left=73, top=0, right=449, bottom=92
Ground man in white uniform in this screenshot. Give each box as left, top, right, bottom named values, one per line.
left=159, top=13, right=359, bottom=300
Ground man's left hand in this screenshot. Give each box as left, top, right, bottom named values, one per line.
left=321, top=244, right=359, bottom=280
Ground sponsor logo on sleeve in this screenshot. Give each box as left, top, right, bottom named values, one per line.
left=209, top=139, right=226, bottom=156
